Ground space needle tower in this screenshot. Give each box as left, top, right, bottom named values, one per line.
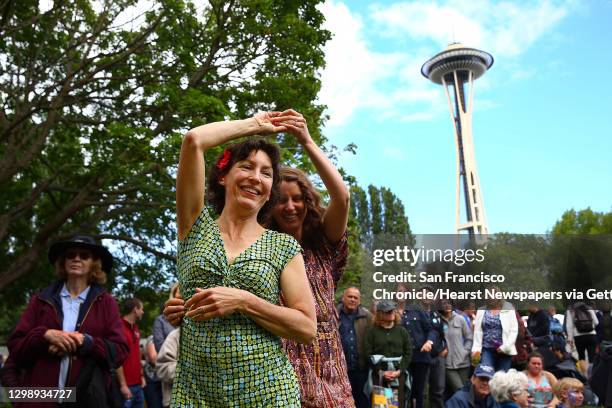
left=421, top=43, right=493, bottom=238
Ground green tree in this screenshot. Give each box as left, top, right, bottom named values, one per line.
left=552, top=208, right=612, bottom=234
left=0, top=0, right=330, bottom=337
left=548, top=208, right=612, bottom=307
left=350, top=185, right=370, bottom=236
left=368, top=185, right=383, bottom=235
left=338, top=184, right=413, bottom=304
left=381, top=186, right=412, bottom=236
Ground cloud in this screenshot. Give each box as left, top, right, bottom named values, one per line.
left=317, top=1, right=405, bottom=126
left=370, top=0, right=571, bottom=57
left=398, top=111, right=438, bottom=122
left=317, top=0, right=572, bottom=127
left=318, top=1, right=443, bottom=126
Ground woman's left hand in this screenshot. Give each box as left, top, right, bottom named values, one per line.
left=270, top=109, right=312, bottom=145
left=184, top=287, right=249, bottom=321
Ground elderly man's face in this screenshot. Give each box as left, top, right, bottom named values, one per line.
left=471, top=375, right=490, bottom=399
left=342, top=288, right=361, bottom=313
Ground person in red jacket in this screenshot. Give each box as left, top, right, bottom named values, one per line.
left=7, top=235, right=128, bottom=406
left=117, top=297, right=146, bottom=408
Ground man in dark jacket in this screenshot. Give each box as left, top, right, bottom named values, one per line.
left=398, top=284, right=436, bottom=408
left=445, top=364, right=499, bottom=408
left=527, top=303, right=551, bottom=347
left=337, top=287, right=372, bottom=408
left=423, top=286, right=448, bottom=408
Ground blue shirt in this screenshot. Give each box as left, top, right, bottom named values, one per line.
left=59, top=284, right=90, bottom=388
left=482, top=310, right=503, bottom=349
left=339, top=308, right=359, bottom=371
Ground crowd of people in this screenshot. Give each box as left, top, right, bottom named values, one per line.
left=1, top=110, right=611, bottom=408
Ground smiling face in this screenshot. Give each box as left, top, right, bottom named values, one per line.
left=219, top=150, right=273, bottom=214
left=567, top=389, right=584, bottom=407
left=272, top=181, right=307, bottom=236
left=471, top=375, right=491, bottom=399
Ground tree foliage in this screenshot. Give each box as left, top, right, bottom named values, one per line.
left=0, top=0, right=330, bottom=337
left=548, top=208, right=612, bottom=307
left=338, top=185, right=414, bottom=300
left=551, top=208, right=612, bottom=234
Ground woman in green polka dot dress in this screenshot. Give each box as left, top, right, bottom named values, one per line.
left=173, top=112, right=317, bottom=407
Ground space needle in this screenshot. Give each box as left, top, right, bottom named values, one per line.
left=421, top=43, right=493, bottom=238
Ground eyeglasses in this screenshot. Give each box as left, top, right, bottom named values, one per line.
left=65, top=250, right=92, bottom=260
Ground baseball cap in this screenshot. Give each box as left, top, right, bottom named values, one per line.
left=473, top=364, right=495, bottom=379
left=377, top=300, right=397, bottom=312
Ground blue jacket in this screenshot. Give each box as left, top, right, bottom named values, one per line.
left=401, top=303, right=436, bottom=364
left=445, top=384, right=499, bottom=408
left=429, top=309, right=448, bottom=356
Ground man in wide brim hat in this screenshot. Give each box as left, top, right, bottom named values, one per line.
left=48, top=234, right=113, bottom=274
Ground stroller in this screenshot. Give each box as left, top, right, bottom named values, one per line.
left=364, top=355, right=411, bottom=408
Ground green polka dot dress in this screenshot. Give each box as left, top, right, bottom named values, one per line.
left=172, top=207, right=302, bottom=407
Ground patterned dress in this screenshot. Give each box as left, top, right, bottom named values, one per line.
left=173, top=207, right=301, bottom=407
left=283, top=233, right=355, bottom=408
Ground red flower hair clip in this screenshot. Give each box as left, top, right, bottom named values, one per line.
left=216, top=149, right=231, bottom=170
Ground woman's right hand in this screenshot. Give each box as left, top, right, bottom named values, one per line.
left=43, top=329, right=83, bottom=354
left=184, top=287, right=248, bottom=321
left=269, top=109, right=311, bottom=145
left=163, top=296, right=185, bottom=326
left=253, top=111, right=289, bottom=134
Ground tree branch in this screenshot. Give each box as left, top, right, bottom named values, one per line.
left=96, top=234, right=176, bottom=262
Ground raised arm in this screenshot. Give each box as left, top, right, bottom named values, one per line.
left=184, top=253, right=316, bottom=344
left=177, top=113, right=286, bottom=239
left=273, top=109, right=350, bottom=243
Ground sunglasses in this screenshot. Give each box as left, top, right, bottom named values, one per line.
left=65, top=250, right=93, bottom=260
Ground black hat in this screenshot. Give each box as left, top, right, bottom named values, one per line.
left=48, top=235, right=113, bottom=274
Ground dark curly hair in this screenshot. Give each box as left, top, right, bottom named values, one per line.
left=269, top=166, right=326, bottom=249
left=207, top=138, right=281, bottom=223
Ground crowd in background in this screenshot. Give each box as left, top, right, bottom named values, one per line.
left=1, top=111, right=611, bottom=407
left=335, top=284, right=612, bottom=408
left=1, top=253, right=612, bottom=408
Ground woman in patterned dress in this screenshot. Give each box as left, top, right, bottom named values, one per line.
left=268, top=110, right=354, bottom=408
left=173, top=111, right=316, bottom=407
left=168, top=109, right=353, bottom=407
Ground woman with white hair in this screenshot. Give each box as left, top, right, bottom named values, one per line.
left=489, top=369, right=530, bottom=408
